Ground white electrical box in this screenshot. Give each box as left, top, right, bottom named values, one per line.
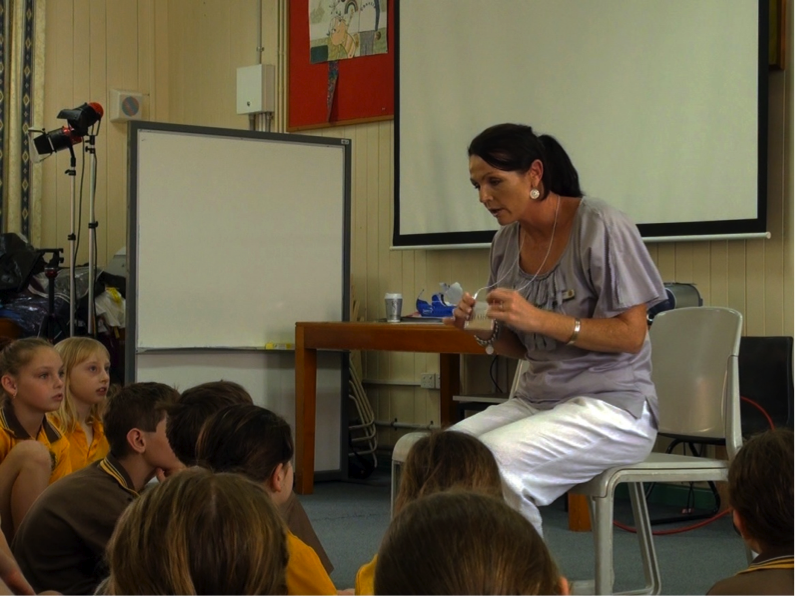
left=236, top=64, right=275, bottom=115
left=109, top=89, right=143, bottom=122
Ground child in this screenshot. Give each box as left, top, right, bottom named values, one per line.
left=374, top=491, right=568, bottom=595
left=0, top=337, right=71, bottom=541
left=196, top=404, right=337, bottom=595
left=105, top=467, right=289, bottom=595
left=167, top=380, right=333, bottom=573
left=356, top=430, right=504, bottom=594
left=11, top=382, right=183, bottom=595
left=707, top=428, right=793, bottom=595
left=52, top=337, right=112, bottom=472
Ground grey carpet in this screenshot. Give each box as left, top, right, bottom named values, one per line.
left=298, top=467, right=746, bottom=595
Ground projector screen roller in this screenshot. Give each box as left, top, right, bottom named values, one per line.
left=394, top=0, right=768, bottom=248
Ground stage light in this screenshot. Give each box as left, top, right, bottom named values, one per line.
left=30, top=102, right=103, bottom=163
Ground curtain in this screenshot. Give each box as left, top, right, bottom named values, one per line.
left=3, top=0, right=45, bottom=244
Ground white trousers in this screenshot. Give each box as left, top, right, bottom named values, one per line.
left=450, top=396, right=657, bottom=535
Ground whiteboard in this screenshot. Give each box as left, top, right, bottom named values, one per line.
left=125, top=123, right=351, bottom=475
left=127, top=123, right=350, bottom=349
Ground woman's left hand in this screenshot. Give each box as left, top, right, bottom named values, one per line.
left=485, top=288, right=541, bottom=334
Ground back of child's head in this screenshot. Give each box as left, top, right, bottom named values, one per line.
left=375, top=490, right=563, bottom=595
left=103, top=382, right=179, bottom=458
left=167, top=380, right=253, bottom=466
left=394, top=430, right=503, bottom=514
left=52, top=336, right=110, bottom=432
left=728, top=427, right=794, bottom=550
left=105, top=466, right=288, bottom=595
left=195, top=404, right=292, bottom=484
left=0, top=337, right=58, bottom=403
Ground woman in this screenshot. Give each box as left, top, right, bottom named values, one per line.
left=448, top=123, right=666, bottom=534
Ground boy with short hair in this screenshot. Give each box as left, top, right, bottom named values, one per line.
left=166, top=379, right=333, bottom=573
left=707, top=428, right=793, bottom=595
left=10, top=382, right=183, bottom=595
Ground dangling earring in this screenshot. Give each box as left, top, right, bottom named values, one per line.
left=530, top=188, right=540, bottom=200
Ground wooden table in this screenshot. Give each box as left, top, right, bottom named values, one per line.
left=293, top=320, right=591, bottom=531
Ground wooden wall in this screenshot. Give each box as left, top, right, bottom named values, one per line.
left=39, top=1, right=794, bottom=438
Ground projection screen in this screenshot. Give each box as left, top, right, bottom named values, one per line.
left=394, top=0, right=768, bottom=248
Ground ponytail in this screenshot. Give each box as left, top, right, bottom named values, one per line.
left=538, top=134, right=583, bottom=198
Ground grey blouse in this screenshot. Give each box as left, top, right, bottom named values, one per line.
left=488, top=197, right=667, bottom=419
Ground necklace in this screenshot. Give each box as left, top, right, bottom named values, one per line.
left=513, top=193, right=561, bottom=294
left=473, top=194, right=561, bottom=300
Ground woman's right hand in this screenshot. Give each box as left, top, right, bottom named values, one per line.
left=444, top=292, right=477, bottom=330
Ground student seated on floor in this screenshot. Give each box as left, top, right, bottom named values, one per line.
left=196, top=404, right=337, bottom=595
left=356, top=430, right=506, bottom=595
left=375, top=491, right=568, bottom=595
left=104, top=467, right=289, bottom=595
left=167, top=380, right=333, bottom=573
left=0, top=338, right=71, bottom=542
left=707, top=428, right=793, bottom=595
left=11, top=382, right=183, bottom=595
left=51, top=337, right=113, bottom=472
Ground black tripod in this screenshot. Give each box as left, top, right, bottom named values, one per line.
left=39, top=248, right=68, bottom=343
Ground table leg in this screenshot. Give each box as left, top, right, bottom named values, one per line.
left=294, top=327, right=317, bottom=494
left=439, top=353, right=461, bottom=427
left=568, top=493, right=592, bottom=531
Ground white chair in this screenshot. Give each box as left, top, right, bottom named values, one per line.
left=571, top=306, right=743, bottom=595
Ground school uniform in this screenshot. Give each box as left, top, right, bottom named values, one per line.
left=59, top=417, right=110, bottom=472
left=707, top=546, right=794, bottom=595
left=280, top=491, right=334, bottom=573
left=286, top=531, right=337, bottom=595
left=355, top=554, right=377, bottom=595
left=0, top=401, right=71, bottom=482
left=11, top=454, right=138, bottom=595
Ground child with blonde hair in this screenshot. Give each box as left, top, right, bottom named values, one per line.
left=104, top=467, right=289, bottom=595
left=52, top=337, right=111, bottom=472
left=0, top=337, right=70, bottom=541
left=355, top=431, right=504, bottom=595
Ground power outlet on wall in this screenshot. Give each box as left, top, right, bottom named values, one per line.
left=420, top=373, right=437, bottom=389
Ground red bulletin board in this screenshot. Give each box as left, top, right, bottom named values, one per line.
left=288, top=1, right=395, bottom=131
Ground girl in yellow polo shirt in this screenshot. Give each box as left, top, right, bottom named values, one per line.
left=0, top=337, right=71, bottom=540
left=196, top=404, right=337, bottom=596
left=355, top=431, right=505, bottom=595
left=51, top=337, right=111, bottom=472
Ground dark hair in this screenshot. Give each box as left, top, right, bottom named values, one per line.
left=468, top=123, right=583, bottom=199
left=105, top=467, right=289, bottom=595
left=375, top=491, right=562, bottom=595
left=167, top=381, right=254, bottom=466
left=0, top=337, right=58, bottom=403
left=196, top=404, right=293, bottom=483
left=103, top=382, right=179, bottom=458
left=394, top=431, right=503, bottom=514
left=728, top=428, right=793, bottom=550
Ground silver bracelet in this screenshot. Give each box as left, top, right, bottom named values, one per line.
left=474, top=321, right=501, bottom=355
left=566, top=317, right=581, bottom=346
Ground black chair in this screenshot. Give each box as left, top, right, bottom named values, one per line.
left=738, top=336, right=794, bottom=435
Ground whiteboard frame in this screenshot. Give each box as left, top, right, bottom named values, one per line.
left=124, top=122, right=351, bottom=477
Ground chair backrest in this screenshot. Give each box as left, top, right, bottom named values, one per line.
left=650, top=307, right=743, bottom=458
left=738, top=336, right=794, bottom=434
left=509, top=359, right=529, bottom=399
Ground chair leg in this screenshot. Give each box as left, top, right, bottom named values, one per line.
left=592, top=494, right=616, bottom=595
left=625, top=482, right=661, bottom=595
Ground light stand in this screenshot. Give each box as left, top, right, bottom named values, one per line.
left=66, top=146, right=77, bottom=336
left=86, top=133, right=98, bottom=336
left=29, top=102, right=104, bottom=338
